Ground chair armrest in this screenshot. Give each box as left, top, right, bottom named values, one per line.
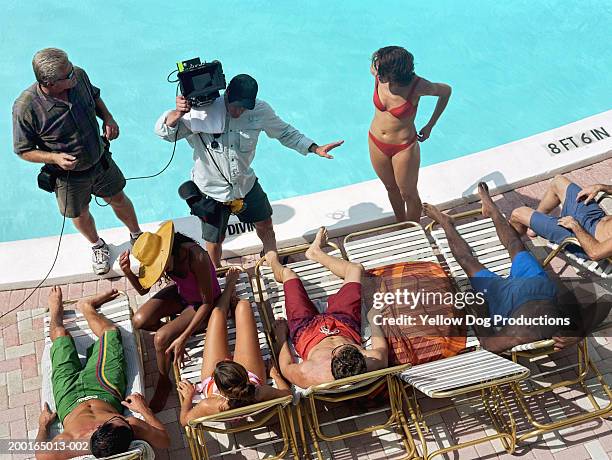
left=307, top=363, right=410, bottom=393
left=188, top=395, right=293, bottom=426
left=425, top=208, right=483, bottom=233
left=542, top=236, right=582, bottom=267
left=344, top=221, right=422, bottom=247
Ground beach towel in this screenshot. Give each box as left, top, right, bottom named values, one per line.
left=365, top=261, right=467, bottom=365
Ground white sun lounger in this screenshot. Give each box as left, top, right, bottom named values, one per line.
left=428, top=208, right=612, bottom=442
left=254, top=243, right=415, bottom=460
left=41, top=292, right=152, bottom=460
left=344, top=220, right=530, bottom=459
left=173, top=268, right=298, bottom=460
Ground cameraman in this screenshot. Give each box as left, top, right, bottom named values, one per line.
left=12, top=48, right=142, bottom=275
left=155, top=73, right=343, bottom=266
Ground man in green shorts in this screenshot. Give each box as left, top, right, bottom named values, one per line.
left=35, top=287, right=169, bottom=459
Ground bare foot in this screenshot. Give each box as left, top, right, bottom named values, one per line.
left=305, top=227, right=328, bottom=261
left=149, top=374, right=172, bottom=413
left=225, top=266, right=241, bottom=287
left=48, top=286, right=64, bottom=316
left=477, top=182, right=496, bottom=218
left=526, top=228, right=537, bottom=238
left=77, top=289, right=120, bottom=311
left=422, top=203, right=454, bottom=227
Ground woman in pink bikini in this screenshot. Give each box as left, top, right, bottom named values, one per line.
left=119, top=220, right=222, bottom=412
left=369, top=46, right=452, bottom=222
left=177, top=267, right=290, bottom=422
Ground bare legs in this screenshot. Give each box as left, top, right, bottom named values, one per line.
left=71, top=204, right=100, bottom=244
left=206, top=241, right=223, bottom=268
left=133, top=285, right=199, bottom=413
left=478, top=183, right=526, bottom=260
left=423, top=182, right=527, bottom=278
left=369, top=139, right=421, bottom=222
left=102, top=191, right=141, bottom=235
left=266, top=227, right=363, bottom=286
left=510, top=175, right=572, bottom=235
left=422, top=205, right=485, bottom=277
left=72, top=192, right=141, bottom=245
left=200, top=268, right=265, bottom=381
left=49, top=287, right=119, bottom=343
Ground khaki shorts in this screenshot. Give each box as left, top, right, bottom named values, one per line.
left=55, top=154, right=126, bottom=218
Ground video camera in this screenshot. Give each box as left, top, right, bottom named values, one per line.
left=177, top=58, right=226, bottom=107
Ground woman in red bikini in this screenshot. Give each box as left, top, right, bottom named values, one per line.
left=119, top=220, right=222, bottom=412
left=369, top=46, right=452, bottom=222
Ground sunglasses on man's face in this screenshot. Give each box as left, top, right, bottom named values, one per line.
left=57, top=66, right=75, bottom=82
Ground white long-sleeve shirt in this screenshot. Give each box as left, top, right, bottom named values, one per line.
left=154, top=99, right=314, bottom=202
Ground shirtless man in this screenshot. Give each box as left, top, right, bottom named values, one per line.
left=510, top=175, right=612, bottom=261
left=36, top=287, right=170, bottom=459
left=423, top=184, right=566, bottom=353
left=268, top=227, right=388, bottom=388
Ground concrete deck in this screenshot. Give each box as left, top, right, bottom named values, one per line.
left=1, top=159, right=611, bottom=459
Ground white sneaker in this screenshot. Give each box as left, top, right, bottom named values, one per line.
left=92, top=240, right=111, bottom=275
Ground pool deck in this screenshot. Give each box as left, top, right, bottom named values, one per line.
left=1, top=158, right=611, bottom=459
left=1, top=110, right=611, bottom=291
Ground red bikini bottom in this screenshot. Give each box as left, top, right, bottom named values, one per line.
left=369, top=131, right=418, bottom=157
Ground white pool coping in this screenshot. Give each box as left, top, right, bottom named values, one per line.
left=1, top=110, right=611, bottom=290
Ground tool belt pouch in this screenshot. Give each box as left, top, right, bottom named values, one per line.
left=37, top=164, right=59, bottom=193
left=178, top=180, right=222, bottom=223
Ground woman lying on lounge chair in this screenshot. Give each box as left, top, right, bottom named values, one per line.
left=119, top=220, right=221, bottom=412
left=177, top=268, right=291, bottom=424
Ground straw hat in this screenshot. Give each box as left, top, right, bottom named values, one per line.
left=132, top=221, right=175, bottom=289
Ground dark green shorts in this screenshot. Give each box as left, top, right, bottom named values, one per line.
left=201, top=179, right=273, bottom=243
left=50, top=329, right=127, bottom=423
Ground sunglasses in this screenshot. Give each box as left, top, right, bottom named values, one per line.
left=57, top=66, right=75, bottom=82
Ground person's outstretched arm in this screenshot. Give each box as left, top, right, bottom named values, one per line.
left=260, top=101, right=343, bottom=159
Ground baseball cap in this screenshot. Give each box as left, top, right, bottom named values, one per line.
left=227, top=74, right=258, bottom=110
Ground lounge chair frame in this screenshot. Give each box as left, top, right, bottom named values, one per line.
left=428, top=207, right=612, bottom=442
left=42, top=292, right=151, bottom=460
left=254, top=242, right=417, bottom=460
left=173, top=265, right=300, bottom=460
left=541, top=192, right=612, bottom=277
left=345, top=222, right=529, bottom=460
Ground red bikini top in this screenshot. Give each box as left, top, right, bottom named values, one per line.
left=373, top=76, right=420, bottom=119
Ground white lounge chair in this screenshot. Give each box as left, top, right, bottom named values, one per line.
left=173, top=267, right=298, bottom=460
left=254, top=242, right=415, bottom=460
left=42, top=292, right=152, bottom=460
left=428, top=208, right=612, bottom=443
left=344, top=221, right=530, bottom=459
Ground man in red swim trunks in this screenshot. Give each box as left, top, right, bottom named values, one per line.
left=268, top=227, right=388, bottom=388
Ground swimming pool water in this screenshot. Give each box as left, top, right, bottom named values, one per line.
left=1, top=0, right=611, bottom=242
